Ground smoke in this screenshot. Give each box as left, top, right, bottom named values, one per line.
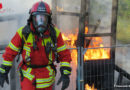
left=55, top=0, right=80, bottom=34
left=0, top=0, right=52, bottom=44
left=1, top=0, right=52, bottom=15
left=89, top=0, right=112, bottom=31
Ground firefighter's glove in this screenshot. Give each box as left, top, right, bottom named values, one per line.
left=57, top=67, right=72, bottom=90
left=0, top=65, right=11, bottom=87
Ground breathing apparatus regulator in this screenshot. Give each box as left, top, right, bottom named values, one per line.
left=28, top=1, right=52, bottom=37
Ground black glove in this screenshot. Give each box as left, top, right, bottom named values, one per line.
left=57, top=67, right=72, bottom=90
left=0, top=65, right=11, bottom=87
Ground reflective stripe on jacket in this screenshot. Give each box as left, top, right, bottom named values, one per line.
left=2, top=26, right=71, bottom=66
left=2, top=26, right=72, bottom=88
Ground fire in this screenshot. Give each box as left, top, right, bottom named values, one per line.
left=62, top=33, right=77, bottom=47
left=62, top=29, right=78, bottom=65
left=56, top=6, right=63, bottom=12
left=85, top=84, right=97, bottom=90
left=62, top=27, right=110, bottom=64
left=62, top=27, right=109, bottom=89
left=84, top=27, right=110, bottom=60
left=84, top=37, right=110, bottom=60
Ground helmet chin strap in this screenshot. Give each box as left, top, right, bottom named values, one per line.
left=37, top=26, right=46, bottom=33
left=40, top=33, right=44, bottom=38
left=36, top=26, right=48, bottom=38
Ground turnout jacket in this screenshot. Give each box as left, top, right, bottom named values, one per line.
left=2, top=26, right=72, bottom=89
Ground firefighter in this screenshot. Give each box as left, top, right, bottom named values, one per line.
left=0, top=1, right=72, bottom=90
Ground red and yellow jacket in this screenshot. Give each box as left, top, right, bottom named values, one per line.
left=2, top=26, right=72, bottom=89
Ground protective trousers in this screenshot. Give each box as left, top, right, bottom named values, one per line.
left=20, top=65, right=55, bottom=90
left=21, top=77, right=53, bottom=90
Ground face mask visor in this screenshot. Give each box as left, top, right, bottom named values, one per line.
left=32, top=14, right=48, bottom=33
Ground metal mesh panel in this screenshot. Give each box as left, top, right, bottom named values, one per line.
left=1, top=0, right=130, bottom=90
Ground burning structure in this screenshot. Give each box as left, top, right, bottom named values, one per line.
left=52, top=0, right=129, bottom=90
left=0, top=0, right=130, bottom=90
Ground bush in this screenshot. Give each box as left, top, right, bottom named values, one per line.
left=117, top=17, right=130, bottom=43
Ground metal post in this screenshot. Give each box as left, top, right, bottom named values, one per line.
left=115, top=65, right=130, bottom=82
left=77, top=47, right=81, bottom=90
left=77, top=0, right=87, bottom=89
left=111, top=0, right=118, bottom=89
left=77, top=47, right=84, bottom=90
left=52, top=0, right=57, bottom=25
left=111, top=0, right=118, bottom=45
left=52, top=1, right=57, bottom=90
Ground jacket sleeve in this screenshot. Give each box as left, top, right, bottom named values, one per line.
left=2, top=27, right=24, bottom=67
left=55, top=27, right=72, bottom=67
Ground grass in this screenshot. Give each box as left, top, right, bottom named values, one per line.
left=116, top=17, right=130, bottom=44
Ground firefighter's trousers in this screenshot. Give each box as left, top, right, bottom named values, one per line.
left=20, top=65, right=55, bottom=90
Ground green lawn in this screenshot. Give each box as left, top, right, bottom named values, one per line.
left=117, top=18, right=130, bottom=43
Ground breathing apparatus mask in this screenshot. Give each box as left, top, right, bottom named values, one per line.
left=32, top=13, right=49, bottom=35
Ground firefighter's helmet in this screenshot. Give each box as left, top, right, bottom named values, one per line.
left=29, top=1, right=51, bottom=34
left=30, top=1, right=51, bottom=15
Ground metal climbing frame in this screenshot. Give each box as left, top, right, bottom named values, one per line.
left=52, top=0, right=119, bottom=90
left=0, top=0, right=125, bottom=90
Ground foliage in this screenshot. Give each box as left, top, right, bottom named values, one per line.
left=117, top=0, right=130, bottom=43
left=118, top=0, right=130, bottom=19
left=117, top=18, right=130, bottom=43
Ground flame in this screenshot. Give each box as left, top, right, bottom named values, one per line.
left=84, top=27, right=110, bottom=60
left=62, top=27, right=110, bottom=89
left=56, top=6, right=63, bottom=12
left=84, top=37, right=110, bottom=60
left=62, top=29, right=78, bottom=65
left=85, top=27, right=88, bottom=34
left=85, top=84, right=97, bottom=90
left=62, top=33, right=77, bottom=47
left=62, top=27, right=110, bottom=64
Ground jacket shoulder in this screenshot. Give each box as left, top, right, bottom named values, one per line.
left=16, top=27, right=24, bottom=38
left=54, top=27, right=61, bottom=38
